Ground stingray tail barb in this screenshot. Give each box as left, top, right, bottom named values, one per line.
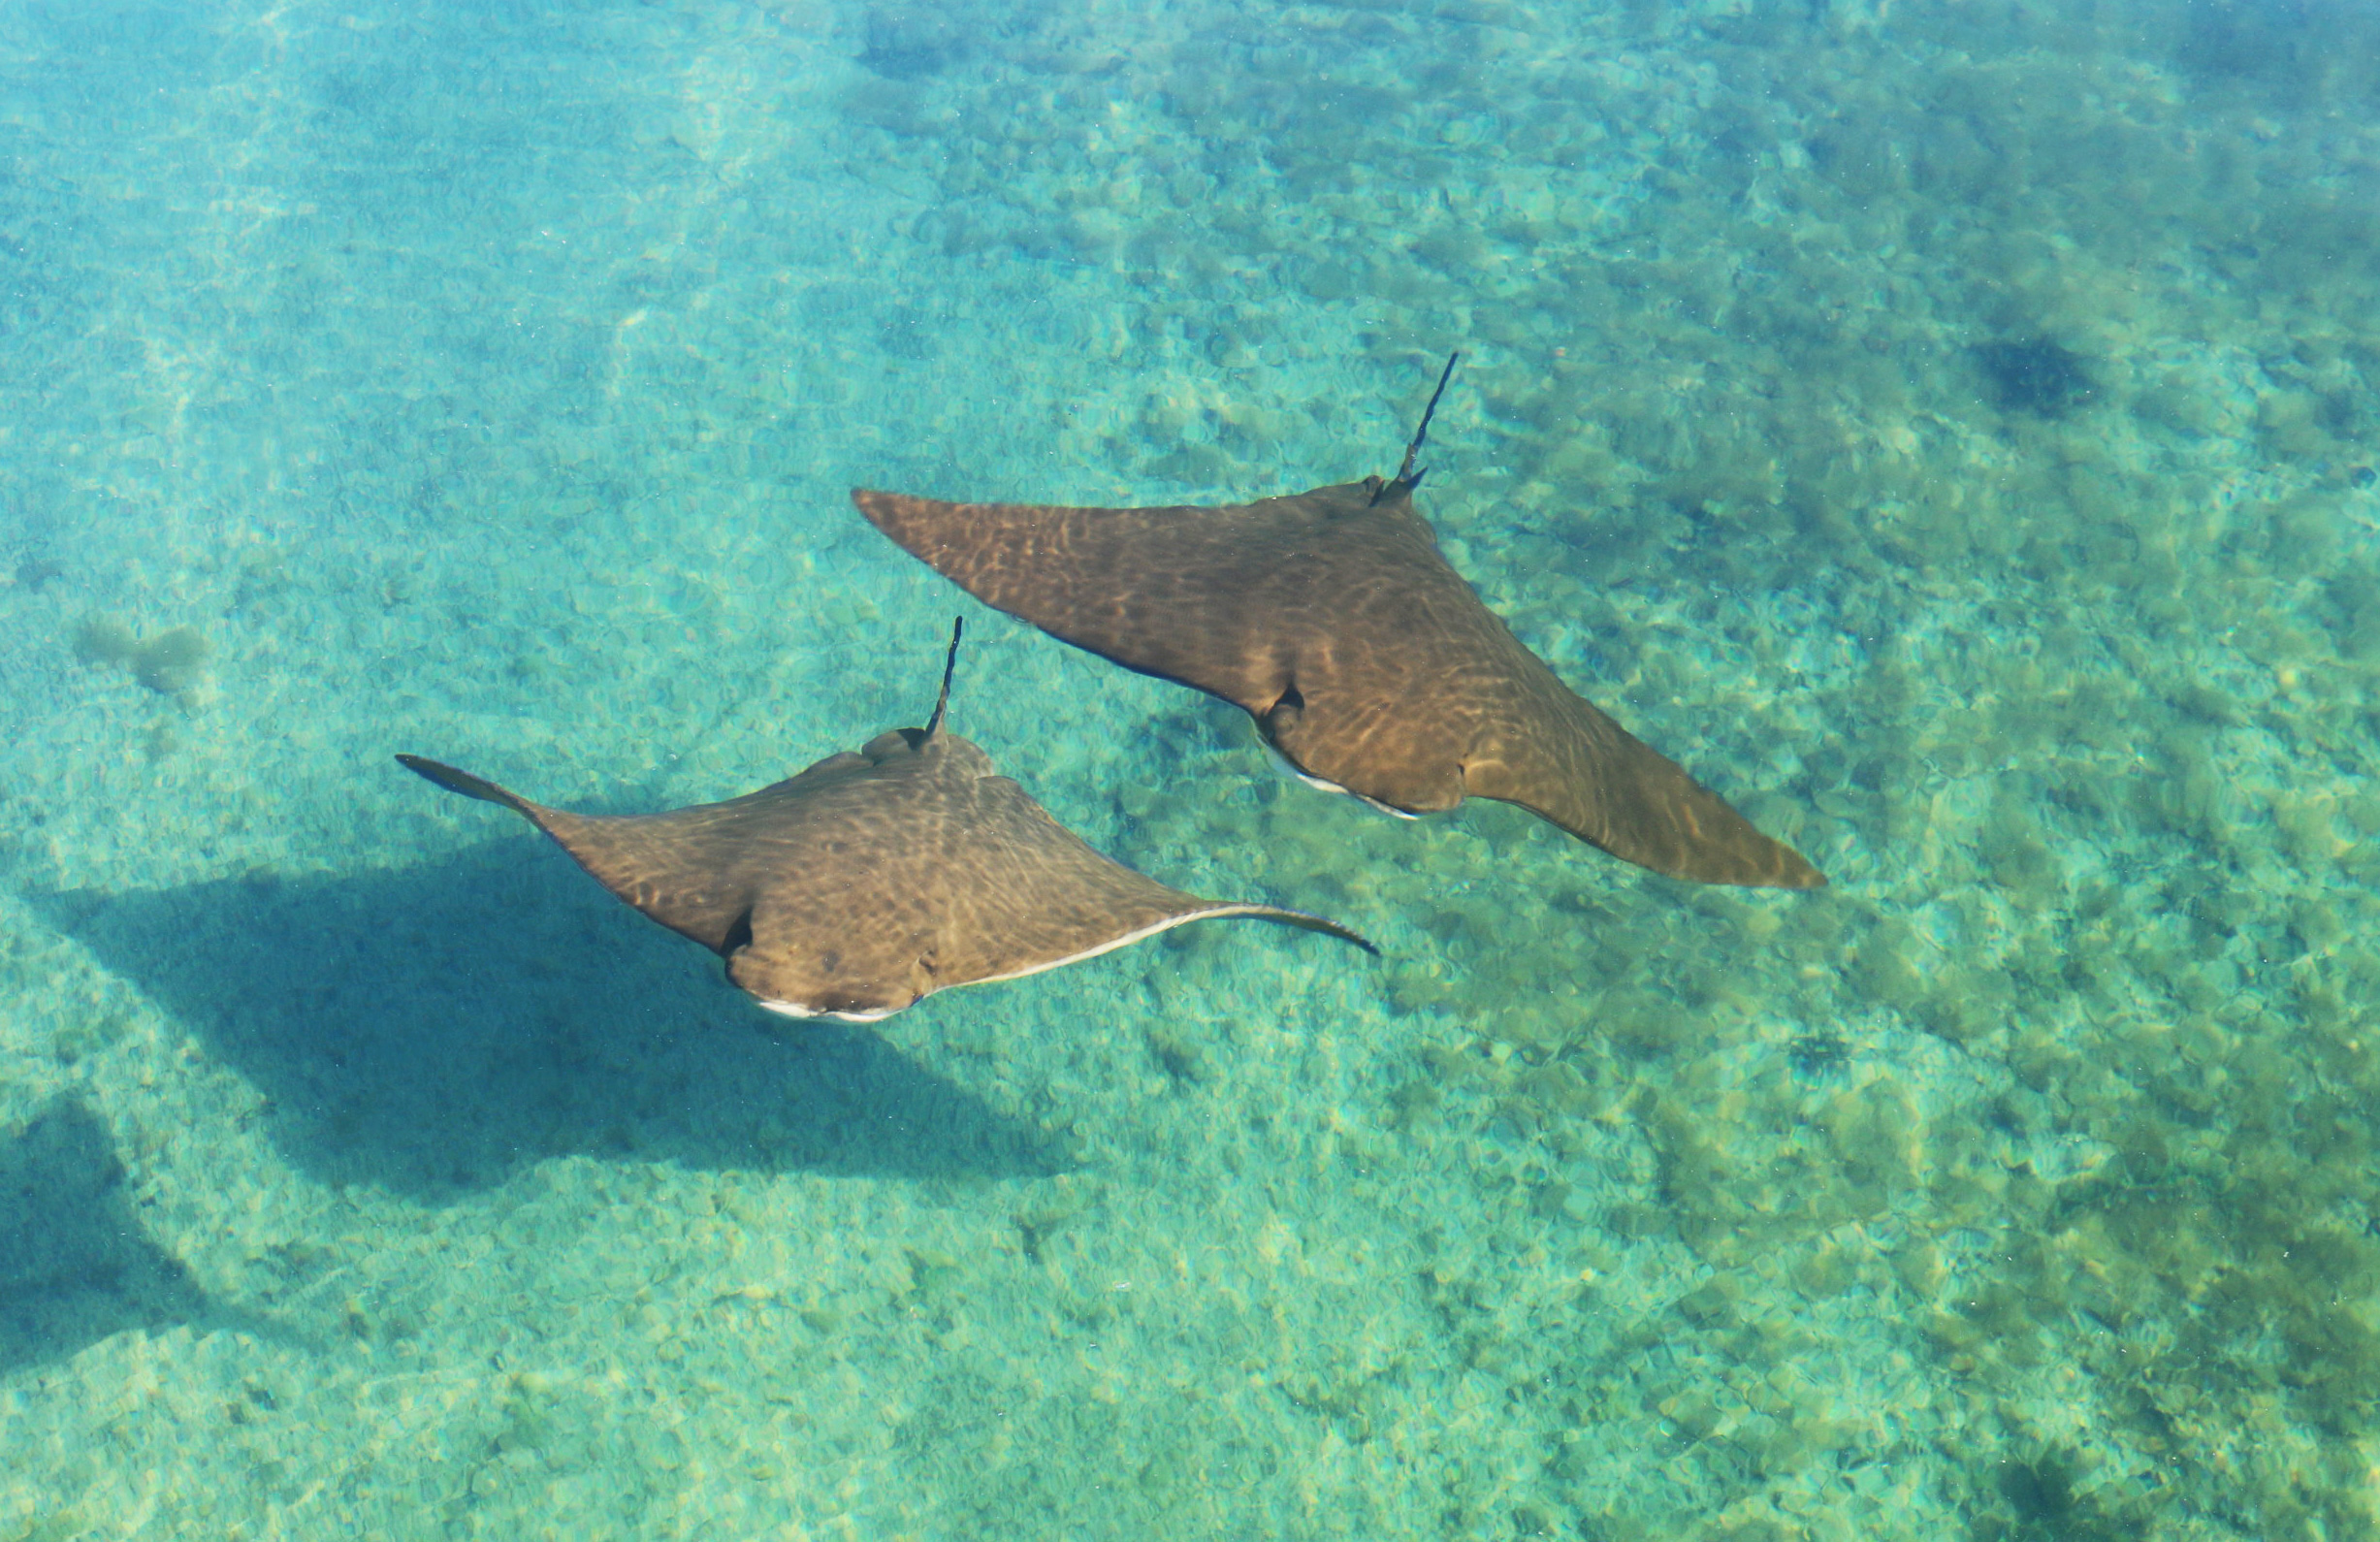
left=395, top=754, right=542, bottom=819
left=1377, top=350, right=1461, bottom=503
left=924, top=616, right=964, bottom=740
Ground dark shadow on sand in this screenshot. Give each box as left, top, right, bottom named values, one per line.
left=0, top=1097, right=258, bottom=1375
left=28, top=841, right=1062, bottom=1204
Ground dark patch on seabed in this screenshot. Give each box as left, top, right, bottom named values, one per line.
left=28, top=843, right=1063, bottom=1204
left=1973, top=337, right=2097, bottom=419
left=0, top=1099, right=216, bottom=1372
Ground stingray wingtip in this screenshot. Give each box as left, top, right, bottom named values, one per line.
left=1269, top=907, right=1381, bottom=956
left=1723, top=851, right=1827, bottom=890
left=394, top=754, right=528, bottom=812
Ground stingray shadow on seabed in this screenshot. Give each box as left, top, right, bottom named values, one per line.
left=29, top=841, right=1066, bottom=1205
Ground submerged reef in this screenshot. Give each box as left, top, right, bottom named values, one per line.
left=1973, top=337, right=2098, bottom=418
left=73, top=617, right=211, bottom=701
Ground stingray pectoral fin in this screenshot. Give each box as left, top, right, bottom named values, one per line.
left=1262, top=694, right=1468, bottom=818
left=851, top=486, right=1296, bottom=713
left=399, top=753, right=763, bottom=951
left=396, top=754, right=542, bottom=819
left=964, top=899, right=1378, bottom=989
left=1194, top=903, right=1381, bottom=956
left=1462, top=705, right=1826, bottom=889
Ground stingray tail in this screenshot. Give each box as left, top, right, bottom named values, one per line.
left=1376, top=350, right=1461, bottom=503
left=395, top=754, right=540, bottom=819
left=923, top=616, right=964, bottom=740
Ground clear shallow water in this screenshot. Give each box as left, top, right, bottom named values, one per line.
left=4, top=0, right=2378, bottom=1536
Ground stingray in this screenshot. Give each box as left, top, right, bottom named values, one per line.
left=852, top=357, right=1825, bottom=889
left=396, top=624, right=1374, bottom=1022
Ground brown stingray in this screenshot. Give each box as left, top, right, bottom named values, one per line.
left=396, top=626, right=1374, bottom=1021
left=852, top=366, right=1823, bottom=888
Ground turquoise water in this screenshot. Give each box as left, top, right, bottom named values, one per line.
left=5, top=0, right=2379, bottom=1535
